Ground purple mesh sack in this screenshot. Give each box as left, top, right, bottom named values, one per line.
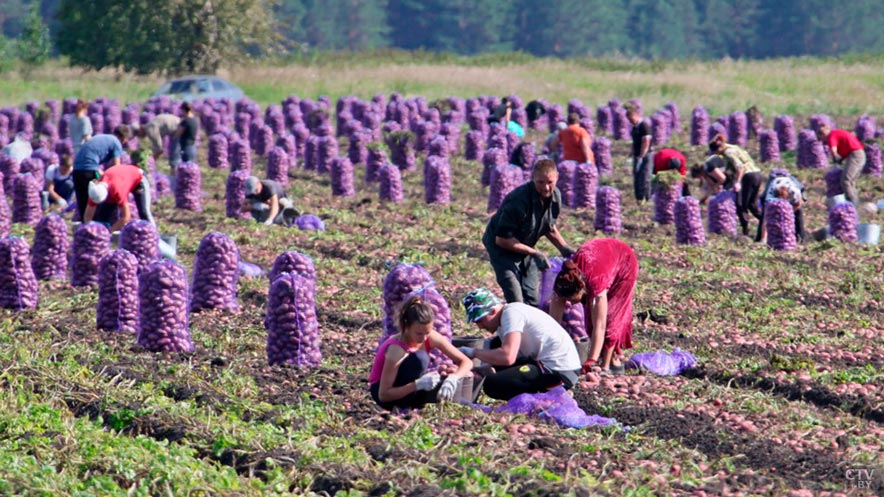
left=759, top=129, right=780, bottom=163
left=556, top=161, right=577, bottom=208
left=728, top=112, right=748, bottom=147
left=31, top=214, right=69, bottom=281
left=707, top=190, right=738, bottom=236
left=496, top=387, right=620, bottom=429
left=70, top=222, right=111, bottom=287
left=674, top=196, right=706, bottom=246
left=481, top=147, right=507, bottom=187
left=824, top=167, right=843, bottom=197
left=174, top=162, right=202, bottom=211
left=293, top=214, right=325, bottom=231
left=424, top=156, right=451, bottom=205
left=381, top=263, right=434, bottom=340
left=270, top=251, right=316, bottom=286
left=485, top=164, right=518, bottom=212
left=208, top=133, right=229, bottom=169
left=863, top=142, right=882, bottom=177
left=627, top=348, right=697, bottom=376
left=592, top=137, right=612, bottom=175
left=596, top=106, right=612, bottom=134
left=12, top=173, right=42, bottom=226
left=0, top=236, right=39, bottom=310
left=225, top=170, right=251, bottom=219
left=317, top=135, right=339, bottom=175
left=613, top=108, right=630, bottom=141
left=238, top=261, right=266, bottom=279
left=855, top=115, right=876, bottom=141
left=774, top=115, right=796, bottom=151
left=230, top=139, right=252, bottom=174
left=0, top=156, right=18, bottom=193
left=765, top=199, right=797, bottom=251
left=267, top=146, right=291, bottom=186
left=137, top=260, right=194, bottom=353
left=829, top=202, right=859, bottom=243
left=348, top=130, right=369, bottom=165
left=652, top=174, right=682, bottom=225
left=379, top=163, right=404, bottom=203
left=266, top=272, right=322, bottom=367
left=328, top=156, right=354, bottom=197
left=190, top=232, right=240, bottom=313
left=97, top=249, right=139, bottom=333
left=572, top=162, right=598, bottom=209
left=365, top=145, right=386, bottom=183
left=119, top=220, right=159, bottom=272
left=594, top=186, right=622, bottom=234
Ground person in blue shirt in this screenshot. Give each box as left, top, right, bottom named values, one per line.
left=72, top=125, right=131, bottom=221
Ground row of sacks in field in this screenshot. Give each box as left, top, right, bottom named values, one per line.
left=0, top=221, right=326, bottom=366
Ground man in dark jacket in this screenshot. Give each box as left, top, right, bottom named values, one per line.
left=482, top=158, right=574, bottom=307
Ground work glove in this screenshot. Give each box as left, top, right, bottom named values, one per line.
left=559, top=246, right=575, bottom=258
left=533, top=251, right=551, bottom=272
left=437, top=376, right=459, bottom=401
left=458, top=346, right=475, bottom=359
left=57, top=198, right=68, bottom=209
left=414, top=372, right=441, bottom=391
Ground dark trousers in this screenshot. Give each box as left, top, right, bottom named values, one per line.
left=489, top=253, right=541, bottom=307
left=370, top=353, right=438, bottom=410
left=737, top=172, right=763, bottom=235
left=73, top=169, right=100, bottom=221
left=481, top=336, right=579, bottom=401
left=633, top=155, right=653, bottom=202
left=91, top=179, right=155, bottom=227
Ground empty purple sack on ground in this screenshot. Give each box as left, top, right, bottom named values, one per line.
left=497, top=387, right=620, bottom=429
left=627, top=348, right=698, bottom=376
left=238, top=261, right=265, bottom=279
left=294, top=214, right=325, bottom=231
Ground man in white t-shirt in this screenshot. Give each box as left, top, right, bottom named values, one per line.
left=460, top=287, right=581, bottom=400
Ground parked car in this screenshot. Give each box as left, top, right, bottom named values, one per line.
left=151, top=75, right=244, bottom=102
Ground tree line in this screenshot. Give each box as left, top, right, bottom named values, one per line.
left=2, top=0, right=884, bottom=75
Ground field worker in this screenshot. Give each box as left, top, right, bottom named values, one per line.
left=174, top=102, right=199, bottom=167
left=369, top=295, right=473, bottom=410
left=550, top=238, right=639, bottom=376
left=709, top=133, right=763, bottom=236
left=756, top=170, right=807, bottom=244
left=1, top=132, right=33, bottom=162
left=135, top=112, right=180, bottom=163
left=72, top=125, right=132, bottom=221
left=482, top=158, right=575, bottom=307
left=68, top=99, right=93, bottom=157
left=817, top=123, right=865, bottom=205
left=84, top=164, right=155, bottom=231
left=550, top=112, right=594, bottom=164
left=544, top=122, right=567, bottom=163
left=627, top=105, right=652, bottom=203
left=491, top=97, right=512, bottom=128
left=460, top=288, right=582, bottom=401
left=43, top=154, right=75, bottom=212
left=653, top=147, right=690, bottom=196
left=244, top=176, right=299, bottom=226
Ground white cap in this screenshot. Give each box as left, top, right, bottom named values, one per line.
left=88, top=181, right=108, bottom=203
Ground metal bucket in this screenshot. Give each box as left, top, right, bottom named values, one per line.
left=452, top=336, right=486, bottom=367
left=858, top=223, right=881, bottom=245
left=575, top=338, right=590, bottom=364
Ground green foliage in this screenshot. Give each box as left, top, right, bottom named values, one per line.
left=16, top=4, right=51, bottom=71
left=55, top=0, right=280, bottom=75
left=0, top=36, right=16, bottom=74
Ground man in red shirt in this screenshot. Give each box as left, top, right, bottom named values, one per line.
left=652, top=148, right=687, bottom=176
left=818, top=124, right=866, bottom=205
left=85, top=164, right=155, bottom=232
left=550, top=113, right=594, bottom=164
